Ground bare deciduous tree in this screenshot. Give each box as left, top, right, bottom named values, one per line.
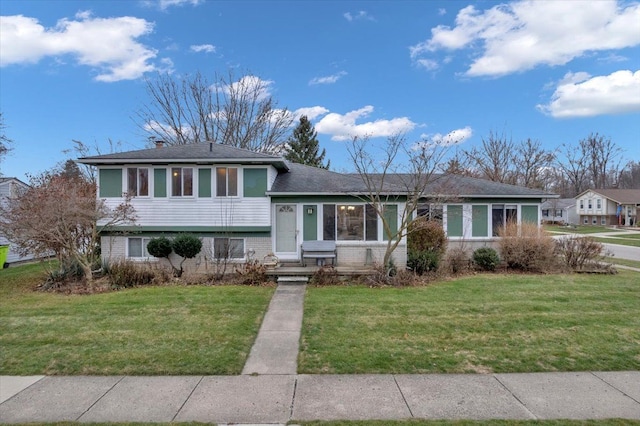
left=0, top=112, right=13, bottom=167
left=463, top=130, right=516, bottom=184
left=619, top=161, right=640, bottom=189
left=580, top=132, right=623, bottom=189
left=513, top=138, right=555, bottom=189
left=348, top=133, right=453, bottom=270
left=0, top=171, right=136, bottom=282
left=137, top=70, right=293, bottom=153
left=555, top=142, right=589, bottom=197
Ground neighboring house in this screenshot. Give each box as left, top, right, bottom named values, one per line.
left=0, top=177, right=38, bottom=265
left=575, top=189, right=640, bottom=227
left=541, top=198, right=578, bottom=225
left=78, top=143, right=553, bottom=271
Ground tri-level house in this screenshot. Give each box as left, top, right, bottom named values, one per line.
left=575, top=189, right=640, bottom=227
left=79, top=142, right=553, bottom=271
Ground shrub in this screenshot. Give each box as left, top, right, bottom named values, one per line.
left=408, top=217, right=447, bottom=255
left=497, top=221, right=557, bottom=272
left=42, top=258, right=86, bottom=289
left=555, top=236, right=604, bottom=271
left=444, top=247, right=471, bottom=275
left=234, top=260, right=268, bottom=285
left=310, top=266, right=340, bottom=286
left=407, top=250, right=440, bottom=275
left=107, top=260, right=156, bottom=289
left=472, top=247, right=500, bottom=271
left=147, top=237, right=173, bottom=259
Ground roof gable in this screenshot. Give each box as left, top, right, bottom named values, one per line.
left=576, top=189, right=640, bottom=204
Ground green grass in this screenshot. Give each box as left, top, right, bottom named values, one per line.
left=543, top=225, right=623, bottom=234
left=295, top=421, right=640, bottom=426
left=299, top=273, right=640, bottom=374
left=0, top=262, right=274, bottom=375
left=594, top=237, right=640, bottom=247
left=604, top=257, right=640, bottom=269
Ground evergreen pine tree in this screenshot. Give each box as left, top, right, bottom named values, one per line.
left=284, top=115, right=330, bottom=169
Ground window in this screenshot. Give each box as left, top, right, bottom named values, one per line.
left=337, top=205, right=364, bottom=240
left=127, top=168, right=149, bottom=196
left=588, top=199, right=592, bottom=209
left=323, top=204, right=383, bottom=241
left=601, top=217, right=606, bottom=225
left=596, top=199, right=602, bottom=209
left=323, top=204, right=336, bottom=240
left=128, top=237, right=151, bottom=258
left=171, top=167, right=193, bottom=196
left=583, top=216, right=588, bottom=224
left=213, top=238, right=244, bottom=259
left=417, top=203, right=443, bottom=222
left=555, top=209, right=563, bottom=217
left=216, top=167, right=238, bottom=197
left=492, top=204, right=517, bottom=236
left=592, top=216, right=597, bottom=225
left=580, top=200, right=584, bottom=209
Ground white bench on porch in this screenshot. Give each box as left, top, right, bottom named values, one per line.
left=301, top=241, right=337, bottom=266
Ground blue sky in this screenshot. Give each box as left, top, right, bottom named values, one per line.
left=1, top=0, right=639, bottom=181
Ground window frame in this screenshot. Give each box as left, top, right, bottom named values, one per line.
left=216, top=167, right=238, bottom=197
left=127, top=237, right=152, bottom=259
left=212, top=237, right=245, bottom=260
left=171, top=167, right=194, bottom=197
left=322, top=203, right=390, bottom=242
left=596, top=198, right=602, bottom=209
left=127, top=167, right=150, bottom=197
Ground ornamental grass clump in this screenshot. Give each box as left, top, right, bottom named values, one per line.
left=497, top=221, right=557, bottom=272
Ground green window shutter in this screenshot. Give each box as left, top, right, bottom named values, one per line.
left=383, top=204, right=398, bottom=241
left=243, top=168, right=267, bottom=197
left=154, top=168, right=167, bottom=198
left=447, top=205, right=463, bottom=237
left=522, top=205, right=539, bottom=224
left=303, top=205, right=318, bottom=241
left=99, top=169, right=122, bottom=197
left=472, top=205, right=488, bottom=237
left=198, top=168, right=211, bottom=198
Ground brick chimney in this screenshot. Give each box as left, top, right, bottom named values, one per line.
left=155, top=140, right=164, bottom=149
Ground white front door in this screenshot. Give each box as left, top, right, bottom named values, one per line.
left=275, top=204, right=297, bottom=253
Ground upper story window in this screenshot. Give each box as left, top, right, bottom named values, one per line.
left=127, top=168, right=149, bottom=197
left=580, top=200, right=584, bottom=209
left=171, top=167, right=193, bottom=197
left=596, top=199, right=602, bottom=209
left=216, top=167, right=238, bottom=197
left=588, top=199, right=592, bottom=209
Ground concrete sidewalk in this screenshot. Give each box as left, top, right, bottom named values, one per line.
left=1, top=372, right=639, bottom=423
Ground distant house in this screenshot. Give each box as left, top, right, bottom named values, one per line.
left=78, top=143, right=554, bottom=272
left=575, top=189, right=640, bottom=227
left=541, top=198, right=578, bottom=225
left=0, top=177, right=38, bottom=265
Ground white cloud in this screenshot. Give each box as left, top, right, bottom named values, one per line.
left=410, top=0, right=640, bottom=77
left=143, top=0, right=204, bottom=11
left=292, top=106, right=330, bottom=121
left=537, top=70, right=640, bottom=118
left=0, top=13, right=162, bottom=82
left=215, top=75, right=274, bottom=102
left=190, top=44, right=215, bottom=53
left=309, top=71, right=347, bottom=85
left=427, top=126, right=473, bottom=146
left=343, top=11, right=376, bottom=22
left=416, top=59, right=439, bottom=71
left=315, top=105, right=416, bottom=141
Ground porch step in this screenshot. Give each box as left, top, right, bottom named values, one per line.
left=277, top=276, right=309, bottom=283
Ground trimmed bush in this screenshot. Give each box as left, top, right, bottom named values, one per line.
left=147, top=237, right=173, bottom=259
left=408, top=217, right=447, bottom=255
left=473, top=247, right=500, bottom=271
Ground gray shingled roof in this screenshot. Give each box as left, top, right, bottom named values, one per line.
left=79, top=142, right=288, bottom=169
left=271, top=167, right=554, bottom=198
left=581, top=189, right=640, bottom=204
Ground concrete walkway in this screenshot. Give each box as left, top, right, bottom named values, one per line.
left=2, top=283, right=639, bottom=423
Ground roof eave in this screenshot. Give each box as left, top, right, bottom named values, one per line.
left=78, top=157, right=289, bottom=171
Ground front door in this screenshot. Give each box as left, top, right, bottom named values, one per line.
left=275, top=204, right=297, bottom=253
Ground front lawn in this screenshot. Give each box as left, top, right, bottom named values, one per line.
left=299, top=272, right=640, bottom=374
left=543, top=225, right=622, bottom=234
left=0, top=262, right=274, bottom=375
left=594, top=236, right=640, bottom=247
